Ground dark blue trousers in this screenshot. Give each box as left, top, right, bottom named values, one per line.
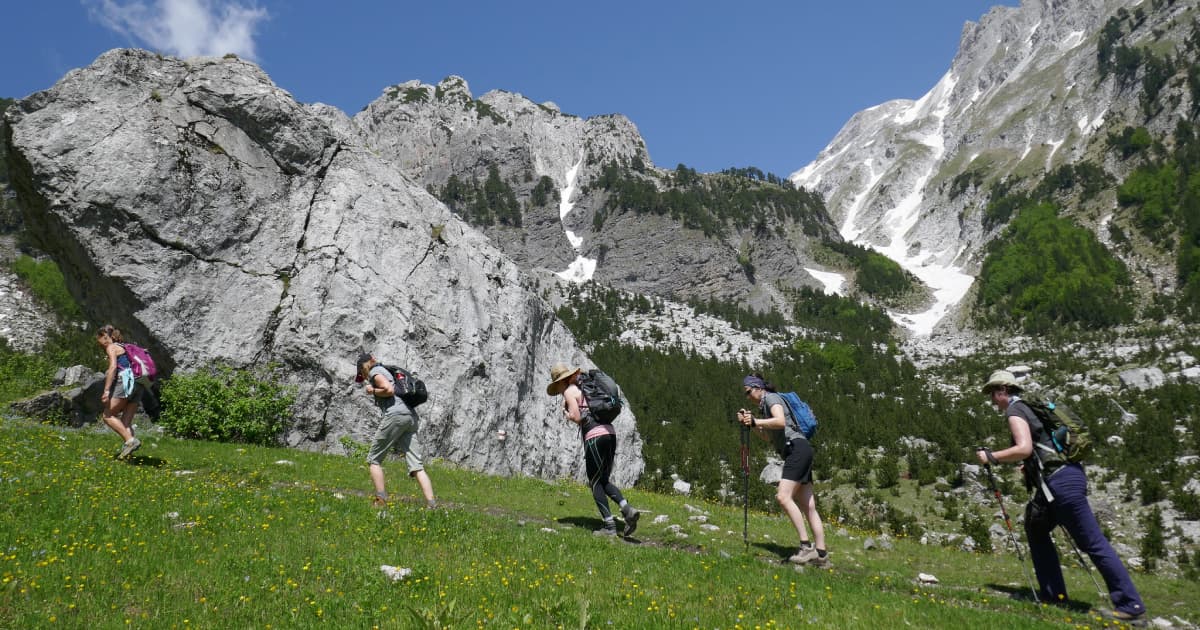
left=1025, top=463, right=1145, bottom=616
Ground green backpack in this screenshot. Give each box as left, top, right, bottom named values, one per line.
left=1020, top=393, right=1093, bottom=464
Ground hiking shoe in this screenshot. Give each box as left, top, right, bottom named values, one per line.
left=118, top=437, right=141, bottom=459
left=788, top=547, right=818, bottom=565
left=1099, top=609, right=1147, bottom=626
left=807, top=551, right=831, bottom=568
left=593, top=523, right=618, bottom=537
left=621, top=508, right=640, bottom=537
left=371, top=495, right=388, bottom=508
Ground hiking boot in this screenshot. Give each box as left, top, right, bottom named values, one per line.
left=788, top=546, right=818, bottom=565
left=621, top=506, right=640, bottom=537
left=118, top=437, right=141, bottom=459
left=1099, top=609, right=1146, bottom=626
left=593, top=522, right=618, bottom=537
left=807, top=550, right=831, bottom=568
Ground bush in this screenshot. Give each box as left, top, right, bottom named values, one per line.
left=159, top=363, right=295, bottom=445
left=0, top=338, right=58, bottom=405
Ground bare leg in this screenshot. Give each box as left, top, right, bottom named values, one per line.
left=797, top=484, right=826, bottom=550
left=412, top=470, right=435, bottom=504
left=369, top=463, right=387, bottom=496
left=777, top=479, right=811, bottom=543
left=102, top=398, right=133, bottom=442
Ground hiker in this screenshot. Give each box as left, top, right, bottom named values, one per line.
left=356, top=353, right=436, bottom=509
left=737, top=373, right=829, bottom=567
left=978, top=370, right=1145, bottom=622
left=546, top=363, right=640, bottom=537
left=96, top=324, right=143, bottom=459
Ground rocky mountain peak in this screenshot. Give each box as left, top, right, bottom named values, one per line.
left=789, top=0, right=1188, bottom=336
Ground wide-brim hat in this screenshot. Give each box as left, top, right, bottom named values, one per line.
left=981, top=369, right=1021, bottom=394
left=354, top=353, right=374, bottom=383
left=546, top=363, right=580, bottom=396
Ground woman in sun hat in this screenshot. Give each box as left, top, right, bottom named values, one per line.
left=547, top=362, right=640, bottom=537
left=977, top=369, right=1145, bottom=623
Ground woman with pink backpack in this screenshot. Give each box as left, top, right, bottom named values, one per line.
left=96, top=324, right=145, bottom=459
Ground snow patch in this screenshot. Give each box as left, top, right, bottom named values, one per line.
left=1061, top=30, right=1085, bottom=50
left=1045, top=138, right=1064, bottom=170
left=554, top=155, right=597, bottom=283
left=804, top=268, right=846, bottom=296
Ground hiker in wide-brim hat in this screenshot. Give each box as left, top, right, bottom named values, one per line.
left=546, top=361, right=640, bottom=537
left=546, top=363, right=581, bottom=396
left=981, top=369, right=1022, bottom=394
left=974, top=367, right=1146, bottom=622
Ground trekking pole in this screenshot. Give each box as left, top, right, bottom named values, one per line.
left=976, top=448, right=1039, bottom=603
left=740, top=422, right=750, bottom=548
left=1054, top=527, right=1107, bottom=600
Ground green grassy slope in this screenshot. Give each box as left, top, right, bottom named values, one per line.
left=2, top=418, right=1192, bottom=629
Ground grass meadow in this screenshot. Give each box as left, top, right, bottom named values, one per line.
left=1, top=417, right=1195, bottom=629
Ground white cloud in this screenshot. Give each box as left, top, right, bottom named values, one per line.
left=87, top=0, right=268, bottom=60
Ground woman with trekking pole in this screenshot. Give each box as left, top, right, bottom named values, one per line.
left=738, top=373, right=828, bottom=567
left=978, top=370, right=1146, bottom=624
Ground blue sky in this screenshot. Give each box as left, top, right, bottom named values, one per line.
left=3, top=1, right=1017, bottom=177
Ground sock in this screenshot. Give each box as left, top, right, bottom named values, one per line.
left=799, top=541, right=813, bottom=549
left=603, top=517, right=616, bottom=526
left=618, top=500, right=629, bottom=509
left=817, top=549, right=828, bottom=558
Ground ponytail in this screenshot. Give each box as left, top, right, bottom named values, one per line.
left=96, top=324, right=124, bottom=343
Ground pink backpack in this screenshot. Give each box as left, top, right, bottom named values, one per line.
left=123, top=343, right=158, bottom=384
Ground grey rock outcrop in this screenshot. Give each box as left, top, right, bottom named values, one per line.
left=4, top=49, right=642, bottom=485
left=1118, top=367, right=1166, bottom=391
left=352, top=77, right=841, bottom=314
left=10, top=365, right=105, bottom=427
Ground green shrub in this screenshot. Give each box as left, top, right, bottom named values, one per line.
left=0, top=338, right=57, bottom=405
left=159, top=363, right=295, bottom=445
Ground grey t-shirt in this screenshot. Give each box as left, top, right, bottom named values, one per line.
left=760, top=392, right=803, bottom=454
left=368, top=365, right=403, bottom=414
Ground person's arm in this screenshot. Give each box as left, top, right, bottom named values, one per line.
left=563, top=386, right=583, bottom=425
left=101, top=344, right=120, bottom=401
left=739, top=403, right=786, bottom=442
left=366, top=372, right=394, bottom=398
left=977, top=415, right=1034, bottom=464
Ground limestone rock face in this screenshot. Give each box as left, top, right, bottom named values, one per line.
left=353, top=77, right=840, bottom=314
left=4, top=49, right=642, bottom=485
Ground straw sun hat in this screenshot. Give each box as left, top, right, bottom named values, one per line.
left=546, top=363, right=581, bottom=396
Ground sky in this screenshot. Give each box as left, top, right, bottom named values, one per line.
left=2, top=0, right=1018, bottom=178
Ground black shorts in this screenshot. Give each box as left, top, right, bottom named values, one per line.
left=780, top=438, right=814, bottom=484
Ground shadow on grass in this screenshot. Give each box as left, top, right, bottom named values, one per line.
left=123, top=454, right=167, bottom=467
left=984, top=583, right=1091, bottom=612
left=752, top=541, right=795, bottom=560
left=556, top=515, right=642, bottom=543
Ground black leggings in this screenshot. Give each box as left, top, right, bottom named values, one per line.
left=584, top=433, right=624, bottom=520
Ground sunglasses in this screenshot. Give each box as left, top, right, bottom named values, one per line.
left=743, top=388, right=754, bottom=397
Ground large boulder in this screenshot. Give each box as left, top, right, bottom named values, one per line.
left=4, top=49, right=642, bottom=485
